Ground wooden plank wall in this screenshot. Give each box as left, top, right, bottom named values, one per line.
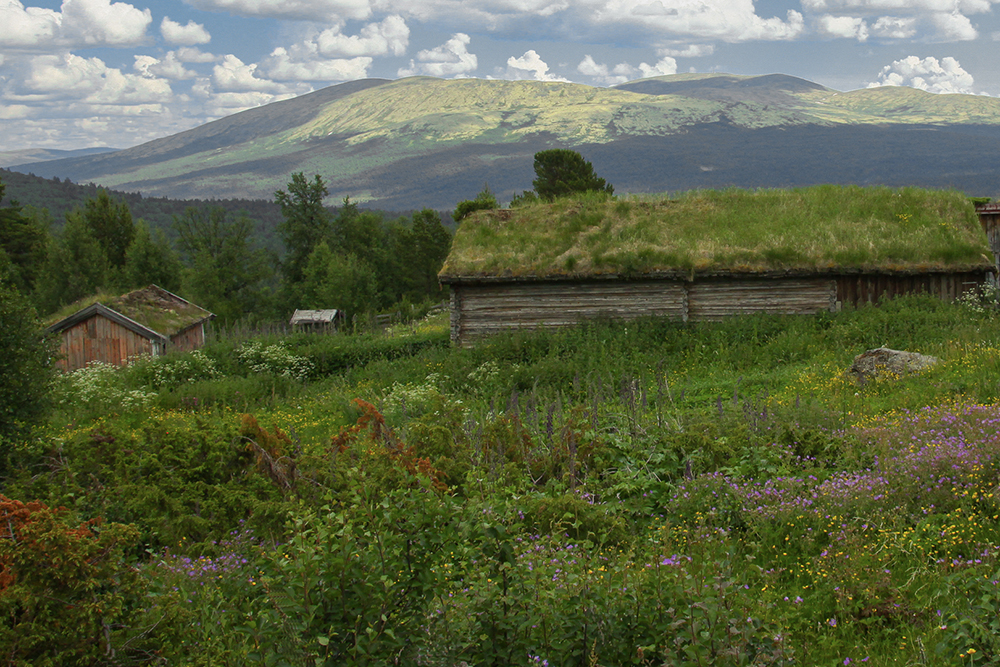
left=56, top=314, right=158, bottom=372
left=170, top=324, right=206, bottom=353
left=835, top=272, right=986, bottom=308
left=688, top=279, right=836, bottom=321
left=978, top=212, right=1000, bottom=273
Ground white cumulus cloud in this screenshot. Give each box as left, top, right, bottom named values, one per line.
left=928, top=12, right=977, bottom=40
left=0, top=0, right=150, bottom=49
left=398, top=33, right=477, bottom=77
left=638, top=57, right=678, bottom=78
left=4, top=52, right=172, bottom=108
left=134, top=52, right=196, bottom=80
left=800, top=0, right=992, bottom=41
left=0, top=0, right=60, bottom=47
left=622, top=1, right=804, bottom=42
left=577, top=54, right=677, bottom=85
left=59, top=0, right=150, bottom=46
left=185, top=0, right=372, bottom=22
left=801, top=0, right=995, bottom=14
left=254, top=15, right=405, bottom=82
left=212, top=54, right=292, bottom=93
left=0, top=104, right=31, bottom=118
left=501, top=49, right=567, bottom=82
left=314, top=14, right=408, bottom=57
left=195, top=89, right=299, bottom=117
left=161, top=17, right=211, bottom=46
left=871, top=16, right=916, bottom=38
left=815, top=14, right=869, bottom=40
left=175, top=46, right=218, bottom=63
left=261, top=46, right=372, bottom=81
left=867, top=55, right=975, bottom=93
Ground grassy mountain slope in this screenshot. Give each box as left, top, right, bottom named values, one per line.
left=16, top=73, right=1000, bottom=209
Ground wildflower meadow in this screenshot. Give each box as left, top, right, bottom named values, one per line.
left=4, top=294, right=1000, bottom=666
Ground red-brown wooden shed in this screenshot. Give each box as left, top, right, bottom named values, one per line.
left=46, top=285, right=214, bottom=372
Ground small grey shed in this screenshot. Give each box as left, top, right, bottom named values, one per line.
left=289, top=309, right=344, bottom=332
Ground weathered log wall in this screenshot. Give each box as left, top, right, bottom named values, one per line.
left=688, top=279, right=836, bottom=321
left=451, top=281, right=687, bottom=345
left=450, top=272, right=990, bottom=346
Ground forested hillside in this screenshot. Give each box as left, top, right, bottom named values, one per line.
left=0, top=168, right=287, bottom=250
left=0, top=171, right=453, bottom=324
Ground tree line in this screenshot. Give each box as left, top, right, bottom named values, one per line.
left=0, top=172, right=453, bottom=324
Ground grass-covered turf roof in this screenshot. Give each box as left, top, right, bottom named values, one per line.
left=439, top=185, right=994, bottom=281
left=47, top=286, right=213, bottom=336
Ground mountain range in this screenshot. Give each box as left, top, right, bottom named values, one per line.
left=12, top=73, right=1000, bottom=210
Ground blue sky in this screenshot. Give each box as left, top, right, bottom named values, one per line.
left=3, top=0, right=1000, bottom=151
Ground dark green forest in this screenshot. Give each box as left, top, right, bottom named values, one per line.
left=0, top=171, right=453, bottom=324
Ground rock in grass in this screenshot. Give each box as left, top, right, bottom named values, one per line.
left=849, top=347, right=939, bottom=384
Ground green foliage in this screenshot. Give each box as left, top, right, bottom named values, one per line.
left=34, top=207, right=108, bottom=314
left=531, top=149, right=614, bottom=201
left=933, top=565, right=1000, bottom=663
left=0, top=496, right=147, bottom=666
left=174, top=206, right=275, bottom=323
left=0, top=168, right=288, bottom=253
left=144, top=526, right=266, bottom=665
left=250, top=484, right=460, bottom=665
left=54, top=361, right=157, bottom=419
left=128, top=349, right=221, bottom=389
left=81, top=189, right=135, bottom=269
left=279, top=176, right=451, bottom=315
left=0, top=285, right=55, bottom=448
left=509, top=189, right=540, bottom=208
left=6, top=411, right=288, bottom=549
left=523, top=491, right=627, bottom=543
left=0, top=179, right=48, bottom=295
left=453, top=184, right=498, bottom=221
left=275, top=172, right=331, bottom=286
left=119, top=219, right=184, bottom=292
left=402, top=208, right=452, bottom=298
left=301, top=242, right=378, bottom=319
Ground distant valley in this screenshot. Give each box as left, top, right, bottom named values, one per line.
left=11, top=73, right=1000, bottom=210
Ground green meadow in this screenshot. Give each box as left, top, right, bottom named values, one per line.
left=6, top=292, right=1000, bottom=666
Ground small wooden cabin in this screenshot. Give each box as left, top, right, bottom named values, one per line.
left=46, top=285, right=214, bottom=372
left=440, top=187, right=997, bottom=347
left=289, top=308, right=345, bottom=332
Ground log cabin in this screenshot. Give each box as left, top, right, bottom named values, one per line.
left=440, top=186, right=997, bottom=347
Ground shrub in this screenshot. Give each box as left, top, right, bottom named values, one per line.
left=0, top=495, right=147, bottom=666
left=236, top=340, right=313, bottom=381
left=129, top=349, right=220, bottom=389
left=0, top=286, right=56, bottom=444
left=55, top=361, right=156, bottom=417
